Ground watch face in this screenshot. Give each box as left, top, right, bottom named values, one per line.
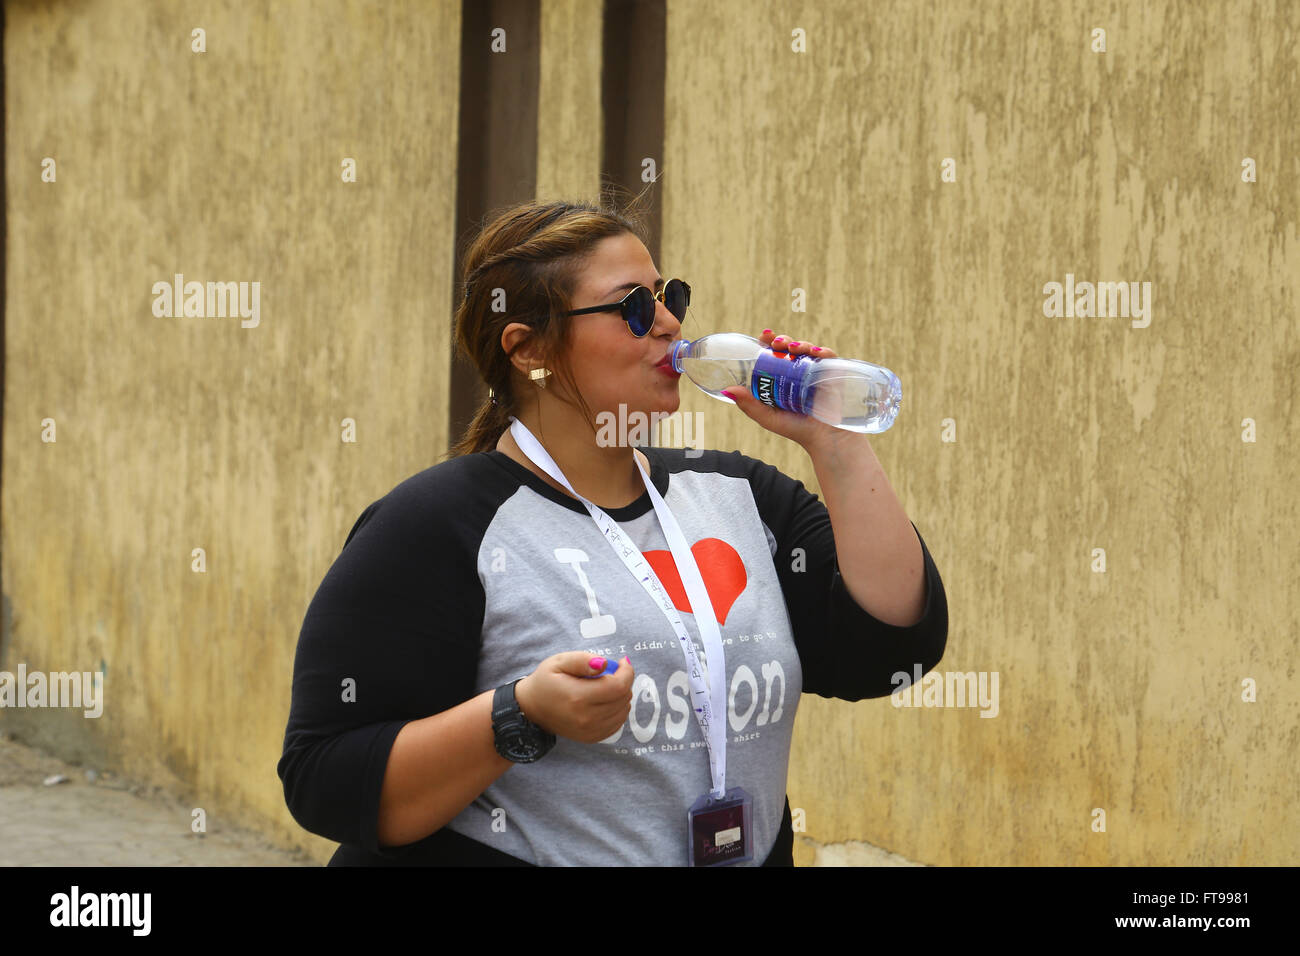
left=497, top=721, right=552, bottom=763
left=509, top=737, right=541, bottom=761
left=495, top=721, right=528, bottom=759
left=493, top=689, right=554, bottom=763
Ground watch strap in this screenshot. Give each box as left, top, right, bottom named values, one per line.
left=492, top=678, right=555, bottom=762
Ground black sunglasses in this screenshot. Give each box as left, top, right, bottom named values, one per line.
left=560, top=278, right=691, bottom=337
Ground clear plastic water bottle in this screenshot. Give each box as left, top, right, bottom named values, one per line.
left=668, top=332, right=902, bottom=433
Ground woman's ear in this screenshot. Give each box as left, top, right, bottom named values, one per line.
left=501, top=322, right=544, bottom=378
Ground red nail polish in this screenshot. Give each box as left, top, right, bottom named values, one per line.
left=791, top=341, right=800, bottom=347
left=589, top=657, right=606, bottom=671
left=762, top=329, right=771, bottom=335
left=812, top=346, right=821, bottom=351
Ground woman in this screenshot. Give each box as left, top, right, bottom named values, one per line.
left=277, top=197, right=948, bottom=866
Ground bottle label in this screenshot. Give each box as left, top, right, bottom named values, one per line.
left=751, top=349, right=808, bottom=415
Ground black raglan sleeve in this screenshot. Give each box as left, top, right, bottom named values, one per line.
left=276, top=471, right=485, bottom=861
left=737, top=450, right=948, bottom=701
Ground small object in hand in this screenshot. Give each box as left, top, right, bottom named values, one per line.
left=581, top=657, right=621, bottom=679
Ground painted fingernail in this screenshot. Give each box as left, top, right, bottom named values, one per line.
left=812, top=346, right=821, bottom=351
left=762, top=329, right=772, bottom=335
left=791, top=341, right=800, bottom=347
left=589, top=657, right=606, bottom=671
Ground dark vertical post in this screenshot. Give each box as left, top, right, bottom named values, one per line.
left=601, top=0, right=665, bottom=262
left=449, top=0, right=541, bottom=454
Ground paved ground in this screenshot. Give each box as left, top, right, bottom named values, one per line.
left=805, top=837, right=922, bottom=866
left=0, top=731, right=314, bottom=866
left=0, top=730, right=917, bottom=867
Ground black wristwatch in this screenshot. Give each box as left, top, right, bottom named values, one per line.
left=492, top=678, right=556, bottom=763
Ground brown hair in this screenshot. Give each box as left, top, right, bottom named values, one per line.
left=445, top=185, right=654, bottom=459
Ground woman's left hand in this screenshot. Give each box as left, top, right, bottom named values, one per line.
left=721, top=330, right=849, bottom=451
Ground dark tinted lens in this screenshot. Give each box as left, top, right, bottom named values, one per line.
left=664, top=279, right=689, bottom=320
left=624, top=286, right=655, bottom=335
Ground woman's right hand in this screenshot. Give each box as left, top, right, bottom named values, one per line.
left=514, top=652, right=634, bottom=744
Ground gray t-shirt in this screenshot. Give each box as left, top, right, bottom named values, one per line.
left=278, top=446, right=948, bottom=866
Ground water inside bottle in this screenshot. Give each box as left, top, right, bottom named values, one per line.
left=678, top=355, right=750, bottom=394
left=807, top=369, right=901, bottom=432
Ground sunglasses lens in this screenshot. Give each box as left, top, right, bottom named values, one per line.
left=625, top=287, right=654, bottom=336
left=664, top=279, right=689, bottom=320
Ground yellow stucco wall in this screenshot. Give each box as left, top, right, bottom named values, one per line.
left=3, top=0, right=1295, bottom=866
left=661, top=1, right=1299, bottom=864
left=537, top=0, right=602, bottom=202
left=3, top=0, right=461, bottom=863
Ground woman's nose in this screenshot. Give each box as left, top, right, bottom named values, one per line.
left=654, top=298, right=681, bottom=333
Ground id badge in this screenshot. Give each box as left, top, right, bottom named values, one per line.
left=687, top=786, right=754, bottom=866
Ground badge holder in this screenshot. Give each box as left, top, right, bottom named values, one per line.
left=687, top=786, right=754, bottom=866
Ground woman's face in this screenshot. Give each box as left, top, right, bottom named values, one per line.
left=560, top=232, right=684, bottom=425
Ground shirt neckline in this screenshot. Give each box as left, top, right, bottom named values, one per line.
left=484, top=447, right=669, bottom=522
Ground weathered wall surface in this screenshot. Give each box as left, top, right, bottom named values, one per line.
left=660, top=0, right=1298, bottom=864
left=3, top=0, right=461, bottom=863
left=4, top=0, right=1295, bottom=866
left=537, top=0, right=602, bottom=202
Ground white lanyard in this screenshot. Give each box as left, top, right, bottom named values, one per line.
left=508, top=417, right=729, bottom=799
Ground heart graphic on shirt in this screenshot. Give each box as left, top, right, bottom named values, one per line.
left=642, top=538, right=747, bottom=626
